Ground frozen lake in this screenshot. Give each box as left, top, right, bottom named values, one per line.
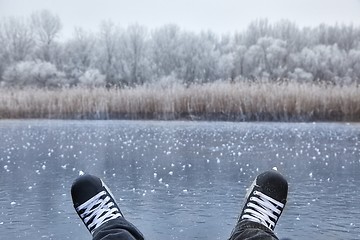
left=0, top=120, right=359, bottom=240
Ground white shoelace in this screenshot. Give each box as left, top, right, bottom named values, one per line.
left=242, top=190, right=284, bottom=230
left=76, top=191, right=122, bottom=234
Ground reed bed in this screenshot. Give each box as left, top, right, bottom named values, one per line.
left=0, top=80, right=359, bottom=121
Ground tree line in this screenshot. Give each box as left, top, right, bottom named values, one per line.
left=1, top=10, right=360, bottom=88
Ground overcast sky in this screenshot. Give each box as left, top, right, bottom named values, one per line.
left=1, top=0, right=360, bottom=39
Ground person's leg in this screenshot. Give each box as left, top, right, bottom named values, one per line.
left=71, top=174, right=144, bottom=240
left=228, top=169, right=288, bottom=240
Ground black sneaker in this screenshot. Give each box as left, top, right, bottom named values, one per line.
left=239, top=169, right=288, bottom=230
left=71, top=174, right=123, bottom=235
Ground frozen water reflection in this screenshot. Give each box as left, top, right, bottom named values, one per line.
left=0, top=120, right=359, bottom=239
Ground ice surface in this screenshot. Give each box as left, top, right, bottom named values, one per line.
left=0, top=120, right=359, bottom=240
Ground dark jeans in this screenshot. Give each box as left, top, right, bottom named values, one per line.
left=92, top=218, right=278, bottom=240
left=229, top=220, right=279, bottom=240
left=92, top=218, right=144, bottom=240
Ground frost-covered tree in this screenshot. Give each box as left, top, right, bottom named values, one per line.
left=242, top=44, right=262, bottom=79
left=313, top=24, right=360, bottom=52
left=293, top=44, right=347, bottom=83
left=0, top=24, right=7, bottom=81
left=176, top=31, right=227, bottom=84
left=63, top=28, right=96, bottom=74
left=272, top=20, right=304, bottom=52
left=2, top=61, right=66, bottom=88
left=0, top=17, right=35, bottom=62
left=214, top=34, right=235, bottom=81
left=232, top=44, right=247, bottom=78
left=336, top=24, right=360, bottom=52
left=202, top=31, right=224, bottom=81
left=243, top=19, right=272, bottom=47
left=177, top=32, right=204, bottom=84
left=31, top=10, right=62, bottom=62
left=150, top=24, right=183, bottom=78
left=347, top=48, right=360, bottom=83
left=78, top=69, right=106, bottom=87
left=2, top=12, right=360, bottom=87
left=121, top=24, right=150, bottom=85
left=258, top=37, right=288, bottom=78
left=243, top=37, right=288, bottom=79
left=0, top=17, right=35, bottom=82
left=95, top=21, right=123, bottom=86
left=150, top=28, right=222, bottom=83
left=287, top=68, right=313, bottom=83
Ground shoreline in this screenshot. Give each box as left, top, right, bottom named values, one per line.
left=0, top=81, right=359, bottom=122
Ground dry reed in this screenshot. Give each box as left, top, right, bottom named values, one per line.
left=0, top=80, right=359, bottom=121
